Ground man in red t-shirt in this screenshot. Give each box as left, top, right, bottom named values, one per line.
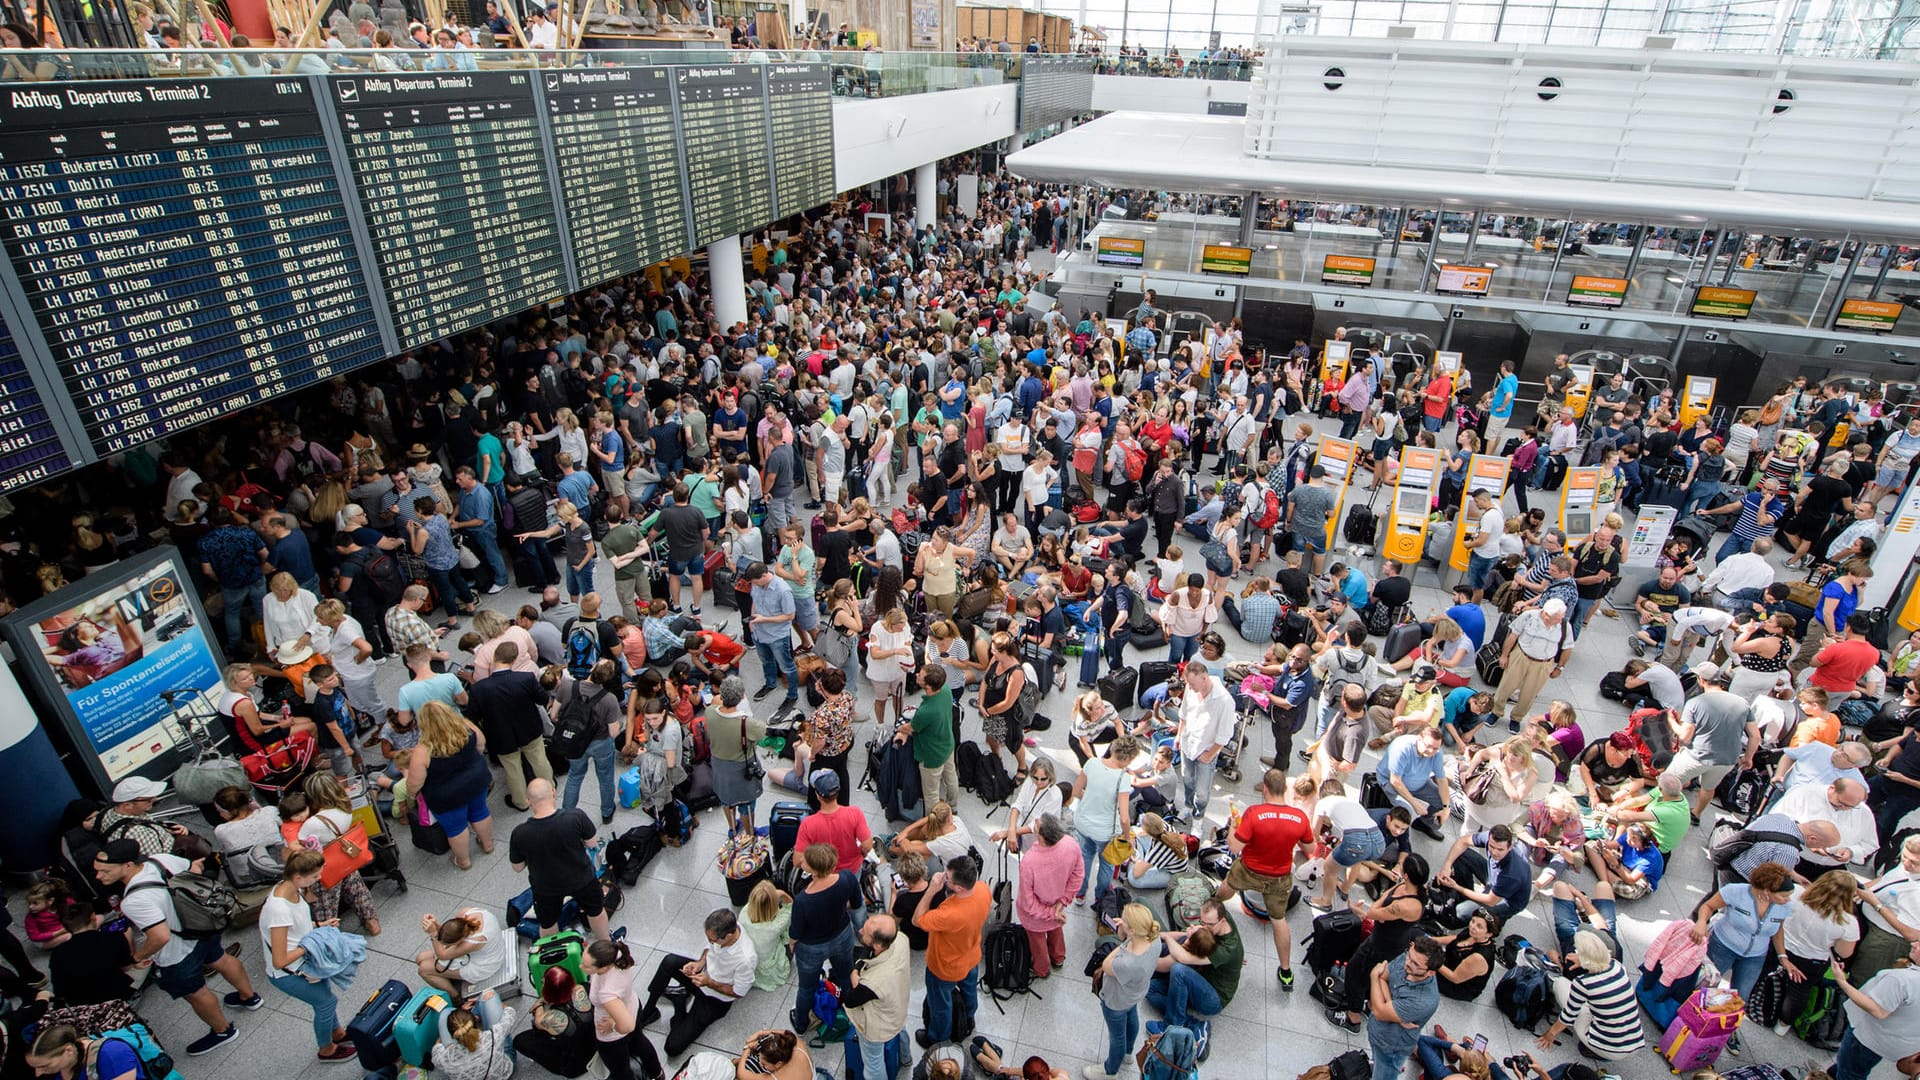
left=1216, top=769, right=1312, bottom=990
left=686, top=629, right=747, bottom=678
left=792, top=771, right=872, bottom=872
left=1808, top=613, right=1882, bottom=696
left=1422, top=373, right=1454, bottom=432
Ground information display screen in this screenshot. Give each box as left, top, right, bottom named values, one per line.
left=1566, top=275, right=1629, bottom=308
left=1691, top=286, right=1757, bottom=320
left=766, top=64, right=835, bottom=219
left=674, top=66, right=775, bottom=249
left=1199, top=245, right=1251, bottom=275
left=0, top=78, right=387, bottom=456
left=0, top=311, right=72, bottom=495
left=1321, top=254, right=1375, bottom=287
left=1435, top=264, right=1494, bottom=295
left=331, top=71, right=567, bottom=351
left=542, top=66, right=689, bottom=287
left=1096, top=236, right=1144, bottom=268
left=1018, top=56, right=1094, bottom=132
left=1836, top=298, right=1903, bottom=333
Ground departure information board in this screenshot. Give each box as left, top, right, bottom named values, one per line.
left=0, top=78, right=387, bottom=456
left=542, top=66, right=689, bottom=288
left=331, top=71, right=568, bottom=351
left=1018, top=56, right=1094, bottom=132
left=673, top=66, right=775, bottom=249
left=0, top=311, right=71, bottom=494
left=767, top=64, right=836, bottom=219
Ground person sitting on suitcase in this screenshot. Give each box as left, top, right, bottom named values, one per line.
left=634, top=908, right=758, bottom=1057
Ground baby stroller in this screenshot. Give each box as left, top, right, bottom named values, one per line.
left=241, top=733, right=317, bottom=805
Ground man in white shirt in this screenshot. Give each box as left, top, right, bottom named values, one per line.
left=1660, top=604, right=1736, bottom=668
left=1700, top=536, right=1776, bottom=611
left=94, top=840, right=262, bottom=1056
left=995, top=412, right=1030, bottom=518
left=524, top=7, right=557, bottom=48
left=160, top=453, right=204, bottom=523
left=1464, top=489, right=1505, bottom=603
left=1774, top=777, right=1878, bottom=874
left=635, top=907, right=759, bottom=1056
left=1174, top=663, right=1236, bottom=822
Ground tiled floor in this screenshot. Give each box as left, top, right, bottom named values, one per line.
left=130, top=411, right=1884, bottom=1080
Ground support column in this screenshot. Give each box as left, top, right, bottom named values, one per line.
left=915, top=161, right=937, bottom=231
left=707, top=236, right=748, bottom=330
left=1238, top=190, right=1261, bottom=246
left=1825, top=241, right=1869, bottom=331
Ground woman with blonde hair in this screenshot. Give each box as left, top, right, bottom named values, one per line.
left=1066, top=689, right=1120, bottom=765
left=1772, top=869, right=1860, bottom=1034
left=1092, top=903, right=1162, bottom=1080
left=1395, top=614, right=1470, bottom=681
left=404, top=699, right=493, bottom=869
left=532, top=407, right=590, bottom=466
left=1454, top=736, right=1538, bottom=836
left=888, top=799, right=973, bottom=865
left=516, top=500, right=595, bottom=604
left=296, top=773, right=382, bottom=934
left=433, top=1001, right=518, bottom=1079
left=741, top=879, right=793, bottom=991
left=263, top=571, right=319, bottom=656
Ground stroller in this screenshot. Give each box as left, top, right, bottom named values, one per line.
left=241, top=733, right=317, bottom=805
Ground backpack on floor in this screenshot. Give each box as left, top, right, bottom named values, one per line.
left=657, top=799, right=694, bottom=847
left=606, top=824, right=661, bottom=886
left=1793, top=975, right=1846, bottom=1050
left=1303, top=910, right=1363, bottom=977
left=1327, top=1050, right=1371, bottom=1080
left=1164, top=871, right=1212, bottom=929
left=982, top=924, right=1035, bottom=1002
left=1598, top=670, right=1629, bottom=701
left=956, top=742, right=1015, bottom=805
left=1494, top=948, right=1553, bottom=1033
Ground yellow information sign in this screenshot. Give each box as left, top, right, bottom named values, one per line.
left=1837, top=298, right=1903, bottom=334
left=1559, top=467, right=1603, bottom=544
left=1564, top=365, right=1595, bottom=419
left=1450, top=456, right=1512, bottom=572
left=1320, top=340, right=1352, bottom=386
left=1692, top=286, right=1757, bottom=320
left=1199, top=245, right=1252, bottom=275
left=1321, top=254, right=1376, bottom=287
left=1384, top=447, right=1439, bottom=563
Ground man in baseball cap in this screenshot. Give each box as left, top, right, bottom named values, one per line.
left=93, top=839, right=261, bottom=1055
left=100, top=777, right=191, bottom=857
left=791, top=768, right=871, bottom=872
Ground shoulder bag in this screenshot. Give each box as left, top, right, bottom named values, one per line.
left=315, top=813, right=373, bottom=888
left=737, top=707, right=765, bottom=782
left=1099, top=774, right=1134, bottom=866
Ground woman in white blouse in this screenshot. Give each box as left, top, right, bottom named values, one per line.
left=532, top=407, right=590, bottom=468
left=263, top=572, right=319, bottom=656
left=990, top=756, right=1063, bottom=854
left=1857, top=832, right=1920, bottom=979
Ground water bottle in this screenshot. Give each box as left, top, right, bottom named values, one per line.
left=280, top=702, right=292, bottom=728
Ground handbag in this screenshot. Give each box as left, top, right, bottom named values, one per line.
left=455, top=536, right=481, bottom=570
left=736, top=707, right=765, bottom=782
left=1462, top=759, right=1499, bottom=806
left=315, top=814, right=373, bottom=888
left=815, top=625, right=854, bottom=668
left=1099, top=783, right=1134, bottom=866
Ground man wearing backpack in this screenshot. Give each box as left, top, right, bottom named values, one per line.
left=332, top=532, right=399, bottom=662
left=94, top=839, right=261, bottom=1056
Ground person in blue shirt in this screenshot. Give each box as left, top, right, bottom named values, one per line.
left=1328, top=561, right=1370, bottom=611
left=1436, top=824, right=1533, bottom=923
left=1438, top=687, right=1495, bottom=752
left=1487, top=360, right=1519, bottom=450
left=1588, top=822, right=1664, bottom=900
left=1376, top=727, right=1451, bottom=839
left=556, top=454, right=596, bottom=511
left=265, top=513, right=321, bottom=595
left=452, top=467, right=509, bottom=594
left=1445, top=584, right=1487, bottom=650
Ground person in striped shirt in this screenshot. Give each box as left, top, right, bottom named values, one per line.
left=1533, top=930, right=1644, bottom=1060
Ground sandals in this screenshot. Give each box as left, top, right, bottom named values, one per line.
left=1012, top=770, right=1029, bottom=785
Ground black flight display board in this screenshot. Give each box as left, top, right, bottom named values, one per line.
left=1018, top=55, right=1095, bottom=132
left=541, top=66, right=689, bottom=288
left=673, top=65, right=775, bottom=249
left=0, top=310, right=72, bottom=495
left=767, top=64, right=836, bottom=219
left=0, top=77, right=387, bottom=458
left=331, top=71, right=568, bottom=351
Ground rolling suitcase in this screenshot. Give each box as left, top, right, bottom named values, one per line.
left=347, top=978, right=410, bottom=1070
left=1136, top=660, right=1179, bottom=706
left=529, top=930, right=588, bottom=993
left=1475, top=641, right=1502, bottom=686
left=1658, top=987, right=1742, bottom=1071
left=1381, top=622, right=1425, bottom=665
left=394, top=985, right=452, bottom=1067
left=770, top=801, right=809, bottom=863
left=1099, top=667, right=1139, bottom=714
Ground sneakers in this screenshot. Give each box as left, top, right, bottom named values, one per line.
left=318, top=1044, right=358, bottom=1063
left=690, top=606, right=702, bottom=617
left=669, top=604, right=684, bottom=615
left=187, top=1027, right=240, bottom=1056
left=1083, top=1068, right=1118, bottom=1080
left=753, top=685, right=778, bottom=702
left=486, top=583, right=506, bottom=595
left=1772, top=1021, right=1790, bottom=1037
left=1278, top=967, right=1295, bottom=991
left=1192, top=1020, right=1211, bottom=1061
left=224, top=991, right=265, bottom=1010
left=1323, top=1008, right=1362, bottom=1034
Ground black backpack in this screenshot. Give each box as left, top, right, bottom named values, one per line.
left=1708, top=823, right=1801, bottom=874
left=551, top=685, right=607, bottom=762
left=1328, top=1051, right=1371, bottom=1080
left=359, top=549, right=407, bottom=604
left=1494, top=949, right=1553, bottom=1032
left=606, top=824, right=661, bottom=886
left=982, top=923, right=1035, bottom=1002
left=955, top=743, right=1015, bottom=805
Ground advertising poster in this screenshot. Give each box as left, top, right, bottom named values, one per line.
left=1321, top=254, right=1375, bottom=287
left=2, top=548, right=224, bottom=792
left=1836, top=298, right=1902, bottom=333
left=910, top=0, right=940, bottom=48
left=1566, top=275, right=1628, bottom=308
left=1625, top=505, right=1677, bottom=568
left=1435, top=265, right=1494, bottom=295
left=1199, top=245, right=1251, bottom=275
left=1691, top=286, right=1758, bottom=319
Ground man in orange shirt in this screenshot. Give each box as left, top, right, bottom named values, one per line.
left=1808, top=613, right=1882, bottom=698
left=1421, top=371, right=1453, bottom=433
left=686, top=629, right=747, bottom=679
left=1787, top=687, right=1842, bottom=749
left=912, top=854, right=991, bottom=1047
left=1214, top=769, right=1312, bottom=991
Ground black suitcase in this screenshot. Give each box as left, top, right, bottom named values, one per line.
left=1343, top=503, right=1379, bottom=545
left=1360, top=771, right=1392, bottom=810
left=1475, top=641, right=1502, bottom=686
left=712, top=566, right=738, bottom=608
left=724, top=859, right=771, bottom=907
left=1136, top=660, right=1179, bottom=705
left=347, top=978, right=410, bottom=1070
left=1099, top=667, right=1139, bottom=714
left=676, top=760, right=719, bottom=811
left=1304, top=910, right=1365, bottom=977
left=770, top=801, right=808, bottom=863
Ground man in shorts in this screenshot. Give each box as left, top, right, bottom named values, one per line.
left=93, top=838, right=262, bottom=1056
left=649, top=482, right=711, bottom=616
left=1214, top=769, right=1311, bottom=991
left=508, top=779, right=611, bottom=941
left=1666, top=663, right=1760, bottom=823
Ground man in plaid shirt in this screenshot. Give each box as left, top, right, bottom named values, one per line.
left=384, top=584, right=449, bottom=665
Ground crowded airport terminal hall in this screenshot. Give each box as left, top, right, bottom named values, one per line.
left=4, top=6, right=1920, bottom=1080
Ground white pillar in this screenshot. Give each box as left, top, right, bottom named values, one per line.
left=915, top=161, right=937, bottom=231
left=707, top=236, right=748, bottom=330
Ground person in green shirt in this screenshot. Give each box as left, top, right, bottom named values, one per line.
left=475, top=426, right=506, bottom=488
left=1147, top=898, right=1239, bottom=1038
left=1607, top=771, right=1690, bottom=856
left=902, top=666, right=958, bottom=808
left=599, top=503, right=648, bottom=620
left=686, top=463, right=723, bottom=534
